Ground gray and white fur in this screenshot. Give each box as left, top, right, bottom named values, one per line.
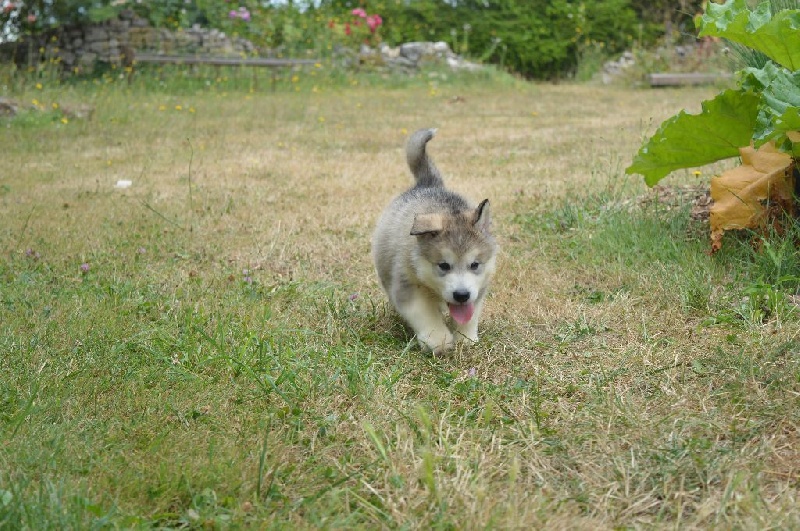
left=372, top=128, right=497, bottom=354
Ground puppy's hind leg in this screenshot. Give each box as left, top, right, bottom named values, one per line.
left=396, top=291, right=453, bottom=355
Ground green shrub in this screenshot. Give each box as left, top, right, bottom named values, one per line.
left=359, top=0, right=642, bottom=79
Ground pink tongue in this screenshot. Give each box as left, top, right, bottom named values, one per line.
left=448, top=303, right=475, bottom=325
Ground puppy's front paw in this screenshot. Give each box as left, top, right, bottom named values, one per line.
left=455, top=321, right=479, bottom=344
left=419, top=328, right=454, bottom=355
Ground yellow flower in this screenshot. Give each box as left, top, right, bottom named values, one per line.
left=318, top=116, right=325, bottom=123
left=158, top=105, right=166, bottom=111
left=693, top=171, right=702, bottom=177
left=31, top=98, right=39, bottom=106
left=291, top=75, right=299, bottom=83
left=312, top=86, right=320, bottom=93
left=189, top=107, right=196, bottom=113
left=401, top=128, right=408, bottom=135
left=52, top=102, right=59, bottom=110
left=175, top=105, right=182, bottom=111
left=35, top=83, right=42, bottom=90
left=61, top=117, right=68, bottom=124
left=314, top=62, right=322, bottom=68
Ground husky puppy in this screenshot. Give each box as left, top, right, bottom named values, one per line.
left=372, top=128, right=497, bottom=354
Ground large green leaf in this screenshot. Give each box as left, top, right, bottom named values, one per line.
left=625, top=89, right=760, bottom=186
left=698, top=0, right=800, bottom=71
left=741, top=63, right=800, bottom=148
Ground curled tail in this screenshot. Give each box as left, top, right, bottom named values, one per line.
left=406, top=128, right=443, bottom=188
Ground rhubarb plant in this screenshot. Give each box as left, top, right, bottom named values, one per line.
left=625, top=0, right=800, bottom=251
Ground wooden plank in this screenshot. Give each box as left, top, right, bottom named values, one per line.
left=134, top=54, right=319, bottom=68
left=647, top=72, right=733, bottom=87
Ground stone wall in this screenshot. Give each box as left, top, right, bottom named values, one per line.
left=1, top=11, right=479, bottom=74
left=1, top=9, right=257, bottom=72
left=360, top=42, right=481, bottom=72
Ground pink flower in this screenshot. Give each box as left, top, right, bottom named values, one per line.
left=229, top=10, right=237, bottom=18
left=351, top=8, right=367, bottom=18
left=80, top=263, right=90, bottom=273
left=366, top=15, right=382, bottom=32
left=26, top=13, right=36, bottom=23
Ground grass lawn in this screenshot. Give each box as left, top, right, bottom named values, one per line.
left=1, top=69, right=799, bottom=528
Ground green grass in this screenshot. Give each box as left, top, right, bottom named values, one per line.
left=1, top=68, right=799, bottom=528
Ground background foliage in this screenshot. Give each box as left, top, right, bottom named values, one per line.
left=0, top=0, right=705, bottom=78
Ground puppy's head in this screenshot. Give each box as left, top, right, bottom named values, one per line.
left=410, top=200, right=496, bottom=324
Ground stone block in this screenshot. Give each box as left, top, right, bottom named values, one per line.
left=60, top=51, right=75, bottom=66
left=0, top=97, right=20, bottom=117
left=88, top=41, right=109, bottom=55
left=399, top=43, right=423, bottom=62
left=78, top=52, right=97, bottom=67
left=85, top=28, right=108, bottom=42
left=128, top=28, right=156, bottom=49
left=433, top=41, right=450, bottom=56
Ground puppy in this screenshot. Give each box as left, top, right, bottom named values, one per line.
left=372, top=128, right=497, bottom=354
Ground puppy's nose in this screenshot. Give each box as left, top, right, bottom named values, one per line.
left=453, top=290, right=470, bottom=303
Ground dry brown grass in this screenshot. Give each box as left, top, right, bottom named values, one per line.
left=1, top=79, right=799, bottom=528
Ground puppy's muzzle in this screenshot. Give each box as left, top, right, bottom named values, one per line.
left=452, top=290, right=471, bottom=303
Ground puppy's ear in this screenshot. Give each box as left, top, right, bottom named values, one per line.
left=473, top=199, right=491, bottom=234
left=410, top=213, right=444, bottom=236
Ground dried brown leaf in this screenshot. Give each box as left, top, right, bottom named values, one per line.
left=708, top=142, right=795, bottom=253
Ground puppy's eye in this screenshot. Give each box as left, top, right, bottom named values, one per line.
left=438, top=262, right=451, bottom=272
left=470, top=262, right=480, bottom=271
